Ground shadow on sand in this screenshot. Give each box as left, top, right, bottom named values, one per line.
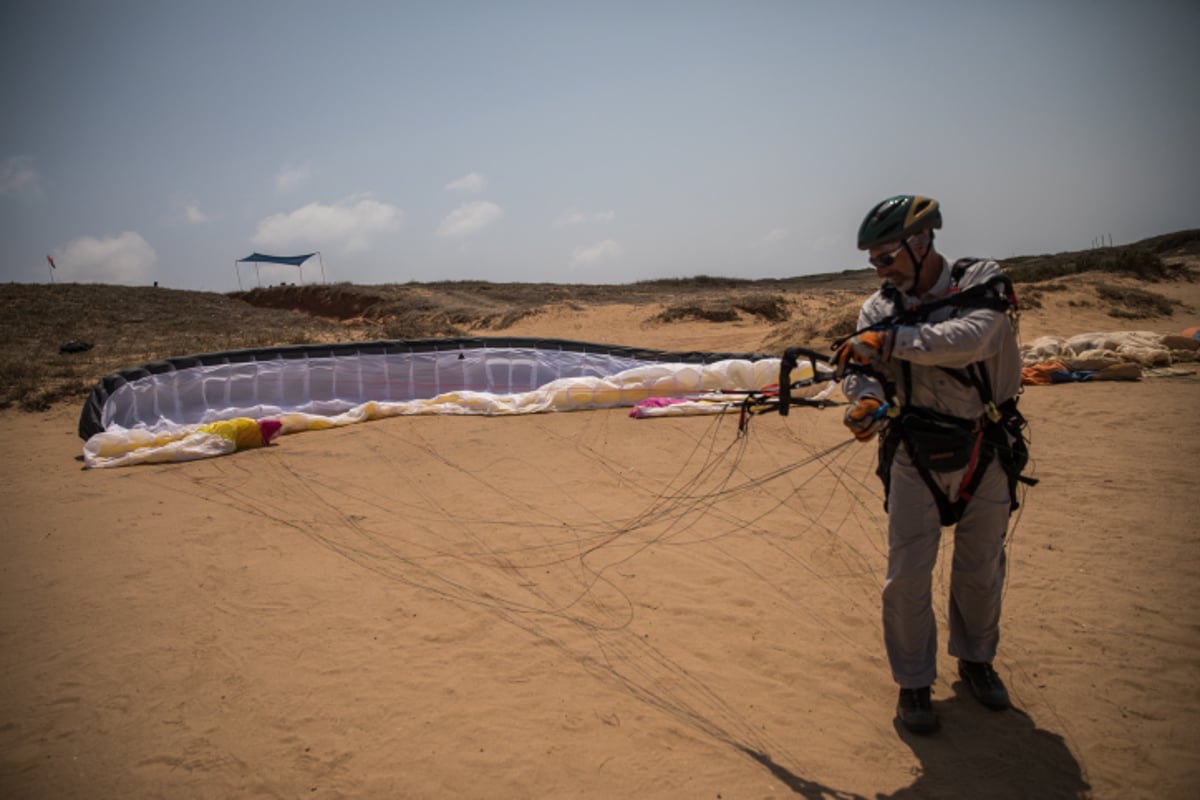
left=739, top=679, right=1090, bottom=799
left=878, top=679, right=1091, bottom=799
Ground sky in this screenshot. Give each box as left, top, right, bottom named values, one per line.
left=2, top=0, right=1198, bottom=291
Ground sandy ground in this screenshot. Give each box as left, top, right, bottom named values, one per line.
left=2, top=276, right=1199, bottom=799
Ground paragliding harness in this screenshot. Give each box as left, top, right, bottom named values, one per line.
left=844, top=259, right=1036, bottom=525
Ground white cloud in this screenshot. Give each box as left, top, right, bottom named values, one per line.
left=274, top=164, right=311, bottom=192
left=555, top=209, right=616, bottom=227
left=252, top=196, right=404, bottom=253
left=436, top=200, right=503, bottom=238
left=0, top=155, right=43, bottom=198
left=164, top=192, right=212, bottom=226
left=52, top=232, right=157, bottom=284
left=569, top=239, right=624, bottom=268
left=444, top=172, right=486, bottom=194
left=754, top=227, right=790, bottom=248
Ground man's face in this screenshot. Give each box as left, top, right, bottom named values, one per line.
left=868, top=239, right=917, bottom=292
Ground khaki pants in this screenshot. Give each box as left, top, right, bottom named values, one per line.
left=882, top=446, right=1011, bottom=688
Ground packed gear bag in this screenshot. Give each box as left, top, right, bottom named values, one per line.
left=898, top=409, right=980, bottom=474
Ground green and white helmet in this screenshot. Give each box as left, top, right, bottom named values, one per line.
left=857, top=195, right=942, bottom=250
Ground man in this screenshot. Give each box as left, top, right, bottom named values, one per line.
left=834, top=195, right=1026, bottom=734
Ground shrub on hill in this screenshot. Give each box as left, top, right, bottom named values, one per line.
left=1004, top=246, right=1173, bottom=283
left=1094, top=284, right=1176, bottom=319
left=650, top=293, right=790, bottom=324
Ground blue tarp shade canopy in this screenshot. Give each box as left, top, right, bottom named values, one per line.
left=238, top=252, right=317, bottom=267
left=235, top=251, right=325, bottom=289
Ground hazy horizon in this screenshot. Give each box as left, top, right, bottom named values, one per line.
left=3, top=1, right=1197, bottom=291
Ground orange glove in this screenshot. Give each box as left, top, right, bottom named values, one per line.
left=844, top=397, right=888, bottom=442
left=833, top=329, right=895, bottom=379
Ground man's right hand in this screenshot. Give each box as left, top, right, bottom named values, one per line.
left=844, top=397, right=888, bottom=442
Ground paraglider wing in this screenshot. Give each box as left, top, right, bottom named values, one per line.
left=79, top=337, right=796, bottom=438
left=77, top=337, right=835, bottom=468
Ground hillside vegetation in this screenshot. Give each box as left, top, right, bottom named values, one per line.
left=3, top=231, right=1197, bottom=413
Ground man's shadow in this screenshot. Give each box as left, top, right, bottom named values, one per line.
left=879, top=679, right=1091, bottom=799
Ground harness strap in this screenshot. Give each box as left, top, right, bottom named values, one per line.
left=900, top=420, right=992, bottom=527
left=872, top=261, right=1028, bottom=523
left=957, top=425, right=987, bottom=499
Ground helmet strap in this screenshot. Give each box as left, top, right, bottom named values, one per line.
left=902, top=230, right=934, bottom=296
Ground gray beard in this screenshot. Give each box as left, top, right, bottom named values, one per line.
left=884, top=276, right=915, bottom=294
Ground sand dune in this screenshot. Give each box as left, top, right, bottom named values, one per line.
left=2, top=268, right=1199, bottom=798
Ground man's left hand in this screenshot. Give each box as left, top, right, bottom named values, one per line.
left=833, top=329, right=895, bottom=379
left=844, top=397, right=888, bottom=442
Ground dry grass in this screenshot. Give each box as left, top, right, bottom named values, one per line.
left=1094, top=283, right=1177, bottom=319
left=0, top=284, right=361, bottom=411
left=650, top=293, right=791, bottom=324
left=1002, top=230, right=1200, bottom=284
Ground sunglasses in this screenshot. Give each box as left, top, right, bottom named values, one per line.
left=868, top=233, right=929, bottom=269
left=868, top=241, right=907, bottom=269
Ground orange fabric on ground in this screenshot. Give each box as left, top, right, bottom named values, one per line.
left=1021, top=361, right=1069, bottom=385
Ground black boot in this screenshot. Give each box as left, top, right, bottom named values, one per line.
left=896, top=686, right=937, bottom=733
left=958, top=660, right=1010, bottom=710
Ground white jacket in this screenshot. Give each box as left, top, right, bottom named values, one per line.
left=841, top=257, right=1023, bottom=421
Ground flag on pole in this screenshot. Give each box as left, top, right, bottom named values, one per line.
left=47, top=255, right=56, bottom=269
